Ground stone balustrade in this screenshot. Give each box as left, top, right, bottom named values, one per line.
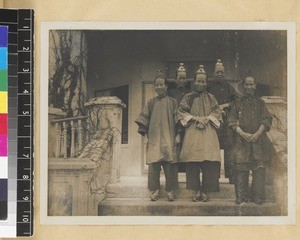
left=48, top=97, right=125, bottom=216
left=50, top=116, right=87, bottom=158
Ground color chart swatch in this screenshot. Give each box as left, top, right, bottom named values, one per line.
left=0, top=25, right=8, bottom=221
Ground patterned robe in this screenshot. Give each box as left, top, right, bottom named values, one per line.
left=228, top=95, right=273, bottom=170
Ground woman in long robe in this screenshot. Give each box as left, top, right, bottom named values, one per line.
left=178, top=65, right=221, bottom=202
left=228, top=76, right=273, bottom=204
left=206, top=59, right=240, bottom=183
left=135, top=70, right=178, bottom=201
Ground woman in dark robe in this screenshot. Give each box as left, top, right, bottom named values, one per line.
left=206, top=59, right=240, bottom=184
left=168, top=63, right=191, bottom=172
left=228, top=76, right=273, bottom=204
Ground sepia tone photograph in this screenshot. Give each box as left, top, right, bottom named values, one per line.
left=40, top=22, right=295, bottom=224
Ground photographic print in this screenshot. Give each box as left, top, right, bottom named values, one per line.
left=40, top=22, right=296, bottom=225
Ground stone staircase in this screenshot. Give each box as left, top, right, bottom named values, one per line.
left=98, top=174, right=281, bottom=216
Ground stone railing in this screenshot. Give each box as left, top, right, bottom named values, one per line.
left=48, top=157, right=97, bottom=216
left=50, top=116, right=87, bottom=158
left=263, top=96, right=287, bottom=215
left=48, top=97, right=125, bottom=216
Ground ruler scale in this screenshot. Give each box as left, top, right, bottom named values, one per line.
left=16, top=9, right=34, bottom=237
left=0, top=9, right=34, bottom=237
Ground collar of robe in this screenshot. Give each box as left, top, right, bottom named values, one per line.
left=157, top=92, right=167, bottom=98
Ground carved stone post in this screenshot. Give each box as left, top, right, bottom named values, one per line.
left=55, top=122, right=61, bottom=158
left=48, top=107, right=67, bottom=158
left=84, top=96, right=126, bottom=183
left=62, top=122, right=68, bottom=158
left=78, top=119, right=83, bottom=153
left=70, top=120, right=75, bottom=157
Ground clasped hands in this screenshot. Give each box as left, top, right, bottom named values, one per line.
left=236, top=127, right=261, bottom=143
left=192, top=116, right=209, bottom=129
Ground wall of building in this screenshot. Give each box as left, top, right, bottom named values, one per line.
left=238, top=31, right=287, bottom=97
left=85, top=30, right=287, bottom=176
left=86, top=31, right=166, bottom=175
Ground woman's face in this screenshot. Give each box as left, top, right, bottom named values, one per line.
left=154, top=78, right=167, bottom=96
left=215, top=69, right=224, bottom=81
left=243, top=77, right=256, bottom=95
left=175, top=76, right=187, bottom=88
left=194, top=74, right=207, bottom=92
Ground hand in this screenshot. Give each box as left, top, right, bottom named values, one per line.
left=249, top=131, right=261, bottom=142
left=241, top=132, right=253, bottom=142
left=236, top=127, right=252, bottom=142
left=191, top=116, right=199, bottom=121
left=175, top=133, right=181, bottom=145
left=197, top=116, right=209, bottom=125
left=221, top=109, right=226, bottom=117
left=219, top=103, right=229, bottom=110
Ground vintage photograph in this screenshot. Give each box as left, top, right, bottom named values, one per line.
left=40, top=23, right=295, bottom=224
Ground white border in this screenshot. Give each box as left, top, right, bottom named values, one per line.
left=40, top=22, right=296, bottom=225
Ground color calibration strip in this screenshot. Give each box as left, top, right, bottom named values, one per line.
left=0, top=9, right=34, bottom=238
left=0, top=25, right=8, bottom=221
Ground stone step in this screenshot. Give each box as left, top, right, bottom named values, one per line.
left=98, top=198, right=281, bottom=216
left=106, top=177, right=274, bottom=200
left=106, top=182, right=237, bottom=199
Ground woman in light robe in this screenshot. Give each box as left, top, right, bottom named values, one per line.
left=135, top=70, right=179, bottom=202
left=178, top=65, right=222, bottom=202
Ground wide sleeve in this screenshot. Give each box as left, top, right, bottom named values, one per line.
left=169, top=97, right=183, bottom=134
left=135, top=99, right=152, bottom=136
left=208, top=95, right=221, bottom=119
left=207, top=94, right=222, bottom=128
left=227, top=101, right=239, bottom=129
left=171, top=97, right=178, bottom=124
left=229, top=84, right=240, bottom=101
left=177, top=94, right=194, bottom=127
left=260, top=100, right=273, bottom=132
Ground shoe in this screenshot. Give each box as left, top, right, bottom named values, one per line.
left=167, top=191, right=175, bottom=202
left=192, top=196, right=201, bottom=202
left=201, top=193, right=209, bottom=202
left=251, top=196, right=263, bottom=205
left=192, top=191, right=202, bottom=202
left=150, top=190, right=159, bottom=201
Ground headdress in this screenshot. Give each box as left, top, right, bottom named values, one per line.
left=155, top=69, right=165, bottom=79
left=177, top=63, right=187, bottom=78
left=196, top=65, right=206, bottom=75
left=215, top=59, right=225, bottom=72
